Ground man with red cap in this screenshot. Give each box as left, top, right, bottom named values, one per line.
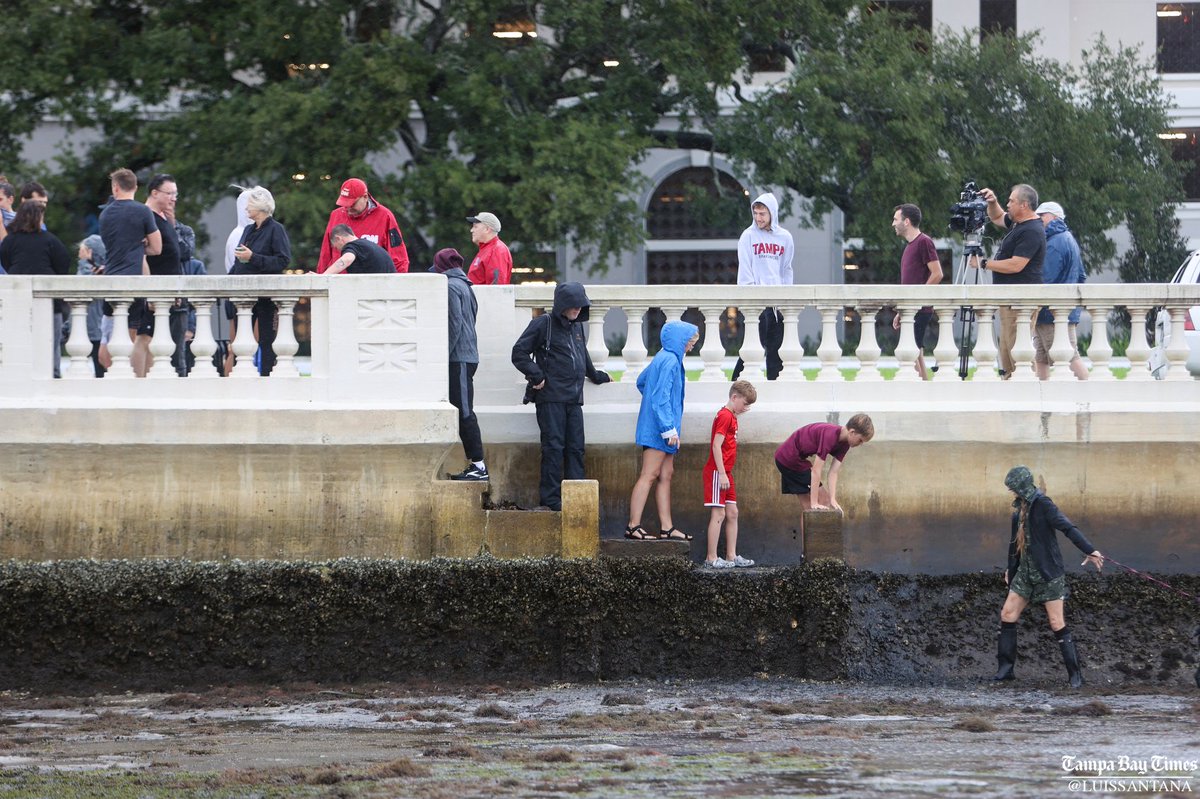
left=316, top=178, right=410, bottom=273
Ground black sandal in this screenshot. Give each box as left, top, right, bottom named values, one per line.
left=624, top=525, right=652, bottom=540
left=660, top=526, right=693, bottom=541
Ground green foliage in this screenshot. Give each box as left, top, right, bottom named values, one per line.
left=718, top=23, right=1187, bottom=277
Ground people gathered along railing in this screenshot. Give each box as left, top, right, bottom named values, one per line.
left=5, top=277, right=1198, bottom=386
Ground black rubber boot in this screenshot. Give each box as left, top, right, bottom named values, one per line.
left=1056, top=627, right=1084, bottom=688
left=993, top=621, right=1017, bottom=681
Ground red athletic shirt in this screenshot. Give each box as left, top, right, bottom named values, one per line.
left=317, top=201, right=410, bottom=273
left=703, top=407, right=739, bottom=475
left=467, top=236, right=512, bottom=285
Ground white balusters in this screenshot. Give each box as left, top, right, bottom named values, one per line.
left=273, top=298, right=301, bottom=378
left=189, top=298, right=218, bottom=379
left=971, top=305, right=1000, bottom=382
left=1124, top=305, right=1154, bottom=381
left=1008, top=306, right=1038, bottom=382
left=737, top=305, right=766, bottom=380
left=587, top=304, right=609, bottom=375
left=777, top=305, right=806, bottom=382
left=107, top=300, right=134, bottom=376
left=231, top=301, right=260, bottom=377
left=698, top=305, right=728, bottom=382
left=148, top=301, right=175, bottom=378
left=63, top=300, right=93, bottom=379
left=854, top=305, right=883, bottom=382
left=1046, top=306, right=1077, bottom=382
left=1085, top=304, right=1115, bottom=381
left=620, top=305, right=649, bottom=382
left=1162, top=303, right=1193, bottom=381
left=891, top=304, right=921, bottom=382
left=932, top=308, right=959, bottom=382
left=814, top=304, right=842, bottom=382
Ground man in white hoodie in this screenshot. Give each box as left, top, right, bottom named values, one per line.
left=732, top=192, right=794, bottom=381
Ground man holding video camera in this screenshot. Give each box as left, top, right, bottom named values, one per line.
left=971, top=184, right=1045, bottom=379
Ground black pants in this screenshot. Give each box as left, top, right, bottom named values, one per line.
left=732, top=307, right=784, bottom=381
left=535, top=402, right=584, bottom=511
left=169, top=307, right=194, bottom=376
left=448, top=361, right=484, bottom=463
left=251, top=298, right=277, bottom=376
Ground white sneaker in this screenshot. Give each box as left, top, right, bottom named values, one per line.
left=705, top=557, right=734, bottom=569
left=732, top=555, right=755, bottom=567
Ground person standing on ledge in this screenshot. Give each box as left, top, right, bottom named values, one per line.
left=992, top=465, right=1104, bottom=688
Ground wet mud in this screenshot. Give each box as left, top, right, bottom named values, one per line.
left=0, top=678, right=1196, bottom=798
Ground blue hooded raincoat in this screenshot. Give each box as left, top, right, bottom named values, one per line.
left=635, top=320, right=698, bottom=453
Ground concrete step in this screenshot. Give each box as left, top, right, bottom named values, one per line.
left=600, top=537, right=693, bottom=559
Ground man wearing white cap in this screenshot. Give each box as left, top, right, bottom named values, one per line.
left=466, top=211, right=512, bottom=285
left=316, top=177, right=409, bottom=273
left=1032, top=200, right=1088, bottom=380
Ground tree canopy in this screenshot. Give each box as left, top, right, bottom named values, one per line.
left=0, top=0, right=1188, bottom=279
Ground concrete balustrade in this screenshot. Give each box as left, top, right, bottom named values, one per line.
left=1, top=276, right=1198, bottom=572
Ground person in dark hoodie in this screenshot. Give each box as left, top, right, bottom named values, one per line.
left=512, top=282, right=612, bottom=511
left=430, top=248, right=488, bottom=481
left=993, top=466, right=1104, bottom=688
left=232, top=185, right=291, bottom=376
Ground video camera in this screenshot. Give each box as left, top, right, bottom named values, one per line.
left=949, top=179, right=989, bottom=256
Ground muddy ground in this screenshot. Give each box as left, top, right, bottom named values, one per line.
left=0, top=678, right=1197, bottom=798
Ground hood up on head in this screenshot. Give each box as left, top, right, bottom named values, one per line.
left=1004, top=466, right=1040, bottom=503
left=552, top=282, right=591, bottom=323
left=659, top=320, right=698, bottom=360
left=751, top=192, right=780, bottom=230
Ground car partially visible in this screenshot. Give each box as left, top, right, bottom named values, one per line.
left=1150, top=249, right=1200, bottom=379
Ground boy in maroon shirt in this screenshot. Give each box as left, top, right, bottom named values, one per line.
left=774, top=414, right=874, bottom=558
left=703, top=380, right=757, bottom=569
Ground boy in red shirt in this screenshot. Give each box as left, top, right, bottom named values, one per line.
left=703, top=380, right=758, bottom=568
left=774, top=414, right=874, bottom=559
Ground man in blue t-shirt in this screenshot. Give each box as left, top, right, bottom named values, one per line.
left=971, top=183, right=1046, bottom=380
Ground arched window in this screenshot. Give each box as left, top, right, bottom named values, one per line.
left=645, top=166, right=747, bottom=284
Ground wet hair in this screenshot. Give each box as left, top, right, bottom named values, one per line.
left=9, top=200, right=45, bottom=234
left=729, top=380, right=757, bottom=405
left=846, top=413, right=874, bottom=441
left=330, top=223, right=354, bottom=242
left=1011, top=184, right=1038, bottom=211
left=19, top=180, right=47, bottom=201
left=147, top=173, right=176, bottom=195
left=894, top=203, right=922, bottom=228
left=109, top=168, right=137, bottom=193
left=244, top=186, right=275, bottom=216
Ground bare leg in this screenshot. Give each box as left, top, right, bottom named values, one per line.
left=130, top=330, right=151, bottom=377
left=1000, top=591, right=1029, bottom=623
left=1069, top=356, right=1089, bottom=381
left=915, top=353, right=928, bottom=380
left=723, top=502, right=739, bottom=560
left=628, top=448, right=667, bottom=528
left=705, top=507, right=724, bottom=563
left=1035, top=361, right=1050, bottom=380
left=654, top=454, right=675, bottom=530
left=1043, top=598, right=1066, bottom=631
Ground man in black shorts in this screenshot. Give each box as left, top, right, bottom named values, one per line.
left=324, top=225, right=394, bottom=274
left=99, top=168, right=161, bottom=374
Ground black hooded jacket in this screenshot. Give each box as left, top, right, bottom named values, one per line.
left=511, top=282, right=610, bottom=404
left=1006, top=492, right=1097, bottom=583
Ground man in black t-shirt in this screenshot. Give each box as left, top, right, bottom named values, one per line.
left=971, top=183, right=1046, bottom=380
left=324, top=224, right=395, bottom=274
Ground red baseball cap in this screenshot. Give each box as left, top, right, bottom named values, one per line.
left=336, top=178, right=369, bottom=207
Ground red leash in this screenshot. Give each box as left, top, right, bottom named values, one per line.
left=1100, top=555, right=1200, bottom=605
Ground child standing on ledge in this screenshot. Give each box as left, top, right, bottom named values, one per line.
left=625, top=320, right=699, bottom=541
left=774, top=414, right=874, bottom=558
left=703, top=380, right=757, bottom=568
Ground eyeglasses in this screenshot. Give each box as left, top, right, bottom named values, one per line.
left=156, top=190, right=179, bottom=198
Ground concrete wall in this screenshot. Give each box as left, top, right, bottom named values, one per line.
left=1, top=277, right=1198, bottom=572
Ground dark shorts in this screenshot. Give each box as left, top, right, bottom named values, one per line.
left=1009, top=555, right=1068, bottom=604
left=776, top=459, right=812, bottom=495
left=914, top=308, right=934, bottom=350
left=128, top=299, right=154, bottom=337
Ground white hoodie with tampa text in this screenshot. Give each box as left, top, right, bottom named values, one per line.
left=736, top=192, right=794, bottom=286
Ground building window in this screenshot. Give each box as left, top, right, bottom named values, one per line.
left=491, top=5, right=538, bottom=44
left=746, top=42, right=788, bottom=73
left=1157, top=3, right=1200, bottom=73
left=980, top=0, right=1016, bottom=40
left=1163, top=129, right=1200, bottom=201
left=868, top=1, right=933, bottom=33
left=646, top=251, right=738, bottom=285
left=646, top=167, right=748, bottom=240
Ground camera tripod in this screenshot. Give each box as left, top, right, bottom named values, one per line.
left=954, top=231, right=987, bottom=380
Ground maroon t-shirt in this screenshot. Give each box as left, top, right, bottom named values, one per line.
left=900, top=232, right=939, bottom=286
left=774, top=423, right=848, bottom=472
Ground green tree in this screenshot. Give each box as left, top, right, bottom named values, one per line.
left=0, top=0, right=852, bottom=269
